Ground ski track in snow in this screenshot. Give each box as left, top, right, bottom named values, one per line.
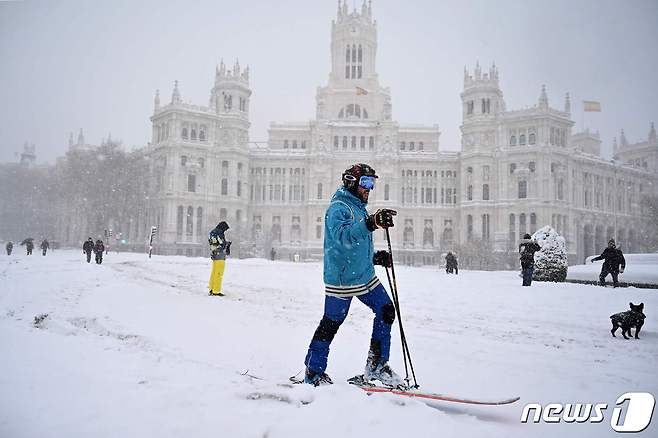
left=1, top=250, right=657, bottom=438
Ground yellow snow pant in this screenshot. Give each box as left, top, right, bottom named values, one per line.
left=208, top=259, right=226, bottom=294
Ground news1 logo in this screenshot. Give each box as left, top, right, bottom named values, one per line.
left=521, top=392, right=655, bottom=432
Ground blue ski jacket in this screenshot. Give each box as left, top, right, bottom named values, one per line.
left=323, top=187, right=379, bottom=296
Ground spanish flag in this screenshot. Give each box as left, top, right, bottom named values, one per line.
left=583, top=101, right=601, bottom=112
left=356, top=86, right=368, bottom=96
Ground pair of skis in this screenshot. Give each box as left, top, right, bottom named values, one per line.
left=287, top=372, right=520, bottom=406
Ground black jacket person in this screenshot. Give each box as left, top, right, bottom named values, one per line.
left=592, top=239, right=626, bottom=287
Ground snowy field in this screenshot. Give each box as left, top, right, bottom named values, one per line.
left=1, top=250, right=657, bottom=438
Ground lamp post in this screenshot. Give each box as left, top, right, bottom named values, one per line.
left=610, top=159, right=618, bottom=242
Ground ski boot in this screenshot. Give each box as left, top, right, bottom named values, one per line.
left=364, top=340, right=406, bottom=388
left=304, top=368, right=333, bottom=386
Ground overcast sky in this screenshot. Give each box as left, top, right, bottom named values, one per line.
left=1, top=0, right=657, bottom=164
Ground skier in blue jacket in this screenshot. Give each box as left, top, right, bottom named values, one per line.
left=303, top=163, right=403, bottom=387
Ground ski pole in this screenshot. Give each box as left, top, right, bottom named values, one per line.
left=385, top=227, right=419, bottom=388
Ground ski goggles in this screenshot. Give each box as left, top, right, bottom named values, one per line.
left=358, top=175, right=376, bottom=190
left=344, top=174, right=377, bottom=189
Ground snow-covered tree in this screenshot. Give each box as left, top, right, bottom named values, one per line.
left=532, top=226, right=568, bottom=282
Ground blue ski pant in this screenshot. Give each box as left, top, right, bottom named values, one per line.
left=305, top=282, right=394, bottom=375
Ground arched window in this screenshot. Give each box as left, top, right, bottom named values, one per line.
left=529, top=161, right=535, bottom=172
left=362, top=109, right=368, bottom=119
left=419, top=141, right=424, bottom=150
left=369, top=136, right=374, bottom=150
left=410, top=142, right=415, bottom=151
left=199, top=127, right=206, bottom=141
left=530, top=213, right=537, bottom=230
left=221, top=178, right=228, bottom=195
left=283, top=140, right=289, bottom=149
left=529, top=132, right=536, bottom=144
left=342, top=136, right=347, bottom=149
left=182, top=127, right=188, bottom=140
left=338, top=108, right=344, bottom=118
left=466, top=215, right=473, bottom=240
left=384, top=184, right=390, bottom=200
left=467, top=185, right=473, bottom=200
left=358, top=44, right=362, bottom=62
left=423, top=226, right=434, bottom=248
left=292, top=140, right=297, bottom=149
left=191, top=128, right=197, bottom=141
left=520, top=213, right=527, bottom=236
left=510, top=135, right=517, bottom=146
left=186, top=206, right=193, bottom=236
left=400, top=141, right=406, bottom=150
left=334, top=136, right=339, bottom=149
left=181, top=155, right=187, bottom=166
left=482, top=184, right=490, bottom=200
left=467, top=166, right=473, bottom=174
left=360, top=136, right=365, bottom=149
left=557, top=179, right=564, bottom=200
left=317, top=183, right=323, bottom=199
left=351, top=136, right=356, bottom=149
left=352, top=44, right=356, bottom=62
left=346, top=45, right=350, bottom=62
left=510, top=163, right=516, bottom=174
left=518, top=180, right=528, bottom=199
left=519, top=134, right=526, bottom=145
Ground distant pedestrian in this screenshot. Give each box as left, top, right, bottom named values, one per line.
left=270, top=247, right=277, bottom=261
left=21, top=238, right=34, bottom=255
left=94, top=239, right=105, bottom=264
left=208, top=221, right=231, bottom=296
left=83, top=237, right=94, bottom=263
left=445, top=252, right=458, bottom=275
left=591, top=239, right=626, bottom=288
left=40, top=239, right=49, bottom=256
left=5, top=241, right=13, bottom=255
left=519, top=233, right=540, bottom=286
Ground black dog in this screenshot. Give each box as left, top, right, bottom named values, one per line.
left=610, top=302, right=645, bottom=339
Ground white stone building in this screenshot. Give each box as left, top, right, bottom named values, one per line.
left=135, top=1, right=656, bottom=265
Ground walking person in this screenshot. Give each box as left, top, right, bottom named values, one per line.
left=208, top=221, right=231, bottom=296
left=445, top=251, right=458, bottom=275
left=302, top=163, right=403, bottom=387
left=83, top=237, right=94, bottom=263
left=94, top=239, right=105, bottom=264
left=21, top=238, right=34, bottom=255
left=591, top=239, right=626, bottom=288
left=40, top=239, right=49, bottom=256
left=519, top=233, right=540, bottom=286
left=5, top=241, right=13, bottom=255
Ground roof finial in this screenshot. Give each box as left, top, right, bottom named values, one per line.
left=538, top=84, right=548, bottom=109
left=648, top=121, right=656, bottom=143
left=171, top=80, right=181, bottom=104
left=564, top=92, right=571, bottom=114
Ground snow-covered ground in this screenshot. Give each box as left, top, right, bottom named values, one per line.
left=1, top=250, right=657, bottom=438
left=568, top=253, right=658, bottom=285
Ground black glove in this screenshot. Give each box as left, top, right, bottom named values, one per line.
left=225, top=241, right=232, bottom=255
left=366, top=209, right=397, bottom=231
left=373, top=250, right=392, bottom=268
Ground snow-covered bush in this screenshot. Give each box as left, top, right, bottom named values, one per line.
left=532, top=226, right=568, bottom=282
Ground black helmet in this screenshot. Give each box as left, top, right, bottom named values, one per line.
left=523, top=233, right=532, bottom=240
left=217, top=221, right=229, bottom=232
left=342, top=163, right=378, bottom=190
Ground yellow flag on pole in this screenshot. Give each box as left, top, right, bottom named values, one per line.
left=356, top=86, right=368, bottom=96
left=583, top=101, right=601, bottom=112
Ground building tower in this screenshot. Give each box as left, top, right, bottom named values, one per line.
left=460, top=62, right=504, bottom=151
left=210, top=59, right=252, bottom=146
left=317, top=0, right=391, bottom=122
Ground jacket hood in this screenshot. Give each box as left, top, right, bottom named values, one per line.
left=216, top=221, right=229, bottom=233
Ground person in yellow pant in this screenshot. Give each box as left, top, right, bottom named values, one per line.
left=208, top=221, right=231, bottom=296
